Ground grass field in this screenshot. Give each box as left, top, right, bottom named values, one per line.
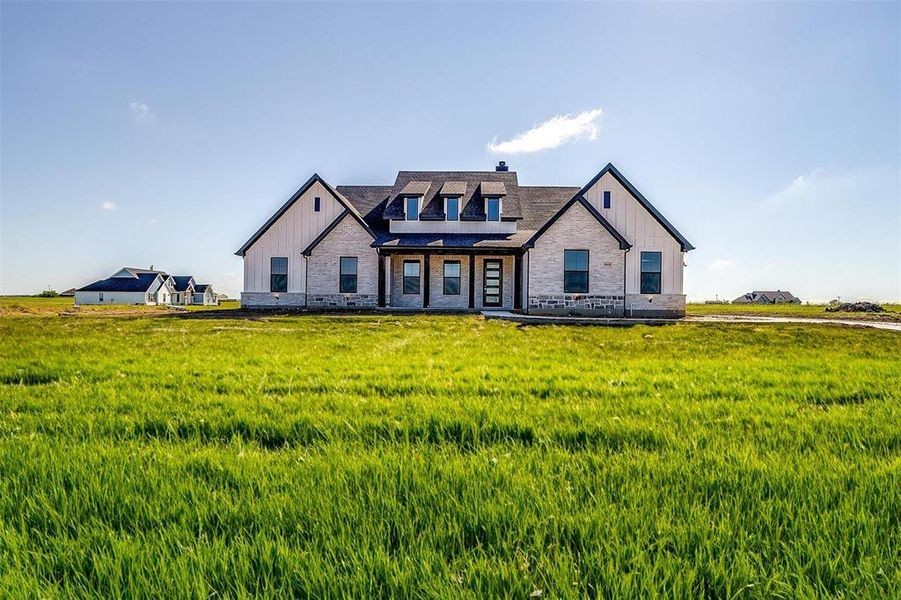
left=687, top=302, right=901, bottom=321
left=0, top=300, right=899, bottom=597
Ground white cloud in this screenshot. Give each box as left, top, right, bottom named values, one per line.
left=487, top=108, right=604, bottom=154
left=761, top=264, right=774, bottom=273
left=129, top=101, right=154, bottom=121
left=147, top=218, right=158, bottom=225
left=708, top=259, right=735, bottom=271
left=101, top=201, right=116, bottom=211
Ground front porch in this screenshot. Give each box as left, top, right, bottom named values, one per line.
left=376, top=248, right=524, bottom=311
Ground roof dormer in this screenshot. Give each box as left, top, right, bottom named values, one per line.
left=480, top=182, right=506, bottom=222
left=439, top=181, right=466, bottom=221
left=400, top=181, right=430, bottom=221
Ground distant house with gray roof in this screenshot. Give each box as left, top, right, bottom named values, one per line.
left=732, top=290, right=801, bottom=304
left=75, top=267, right=217, bottom=306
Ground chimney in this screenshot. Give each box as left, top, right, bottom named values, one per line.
left=495, top=161, right=509, bottom=172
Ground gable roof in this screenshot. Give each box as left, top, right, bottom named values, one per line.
left=523, top=196, right=631, bottom=250
left=171, top=276, right=195, bottom=292
left=234, top=173, right=374, bottom=256
left=78, top=272, right=160, bottom=293
left=577, top=163, right=694, bottom=252
left=301, top=210, right=373, bottom=256
left=194, top=284, right=210, bottom=293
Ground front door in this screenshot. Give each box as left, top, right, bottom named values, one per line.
left=483, top=259, right=502, bottom=307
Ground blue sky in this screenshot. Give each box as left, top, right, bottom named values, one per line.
left=2, top=1, right=898, bottom=301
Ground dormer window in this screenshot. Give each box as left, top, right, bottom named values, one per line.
left=405, top=196, right=420, bottom=221
left=486, top=197, right=501, bottom=222
left=445, top=197, right=460, bottom=221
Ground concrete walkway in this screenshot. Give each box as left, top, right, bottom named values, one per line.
left=482, top=310, right=901, bottom=332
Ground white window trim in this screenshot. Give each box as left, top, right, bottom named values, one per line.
left=485, top=197, right=502, bottom=221
left=405, top=196, right=421, bottom=221
left=444, top=196, right=461, bottom=221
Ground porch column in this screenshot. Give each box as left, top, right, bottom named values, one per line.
left=423, top=253, right=430, bottom=308
left=514, top=253, right=522, bottom=310
left=468, top=255, right=475, bottom=309
left=377, top=254, right=386, bottom=307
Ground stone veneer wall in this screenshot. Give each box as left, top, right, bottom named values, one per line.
left=307, top=294, right=377, bottom=308
left=241, top=292, right=306, bottom=308
left=625, top=293, right=686, bottom=317
left=528, top=294, right=624, bottom=316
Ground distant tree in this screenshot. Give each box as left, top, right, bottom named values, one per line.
left=37, top=289, right=59, bottom=298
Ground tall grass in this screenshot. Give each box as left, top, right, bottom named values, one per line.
left=0, top=312, right=898, bottom=597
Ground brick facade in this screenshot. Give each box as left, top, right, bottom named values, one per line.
left=527, top=202, right=626, bottom=316
left=306, top=216, right=379, bottom=308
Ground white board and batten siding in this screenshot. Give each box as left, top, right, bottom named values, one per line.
left=582, top=172, right=684, bottom=295
left=242, top=181, right=344, bottom=294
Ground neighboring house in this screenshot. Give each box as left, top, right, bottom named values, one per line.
left=235, top=162, right=694, bottom=317
left=59, top=288, right=76, bottom=297
left=75, top=267, right=175, bottom=305
left=732, top=290, right=801, bottom=304
left=192, top=284, right=218, bottom=305
left=171, top=276, right=196, bottom=305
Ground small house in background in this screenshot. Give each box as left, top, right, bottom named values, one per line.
left=192, top=284, right=218, bottom=306
left=74, top=267, right=218, bottom=306
left=732, top=290, right=801, bottom=305
left=171, top=276, right=196, bottom=305
left=59, top=288, right=76, bottom=297
left=75, top=267, right=175, bottom=305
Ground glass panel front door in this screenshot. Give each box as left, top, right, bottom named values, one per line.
left=483, top=260, right=502, bottom=307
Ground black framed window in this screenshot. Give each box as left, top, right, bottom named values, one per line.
left=603, top=191, right=611, bottom=209
left=314, top=196, right=321, bottom=212
left=563, top=250, right=589, bottom=293
left=339, top=257, right=357, bottom=293
left=270, top=257, right=288, bottom=292
left=640, top=252, right=662, bottom=294
left=403, top=261, right=420, bottom=294
left=443, top=261, right=461, bottom=295
left=405, top=197, right=419, bottom=221
left=486, top=197, right=500, bottom=221
left=446, top=197, right=459, bottom=221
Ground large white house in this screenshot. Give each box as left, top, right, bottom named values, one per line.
left=75, top=268, right=175, bottom=305
left=76, top=267, right=218, bottom=306
left=236, top=162, right=694, bottom=317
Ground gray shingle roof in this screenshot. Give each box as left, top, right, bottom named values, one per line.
left=78, top=272, right=159, bottom=293
left=480, top=181, right=506, bottom=196
left=374, top=231, right=534, bottom=249
left=171, top=276, right=195, bottom=292
left=380, top=171, right=524, bottom=222
left=399, top=181, right=431, bottom=196
left=439, top=181, right=467, bottom=196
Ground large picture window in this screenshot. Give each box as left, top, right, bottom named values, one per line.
left=403, top=261, right=420, bottom=294
left=486, top=197, right=500, bottom=221
left=640, top=252, right=662, bottom=294
left=443, top=261, right=461, bottom=295
left=339, top=257, right=357, bottom=293
left=270, top=257, right=288, bottom=292
left=563, top=250, right=589, bottom=293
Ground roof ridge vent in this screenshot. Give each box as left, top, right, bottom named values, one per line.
left=495, top=161, right=509, bottom=172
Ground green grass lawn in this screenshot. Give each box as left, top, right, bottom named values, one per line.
left=0, top=303, right=899, bottom=597
left=687, top=302, right=901, bottom=321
